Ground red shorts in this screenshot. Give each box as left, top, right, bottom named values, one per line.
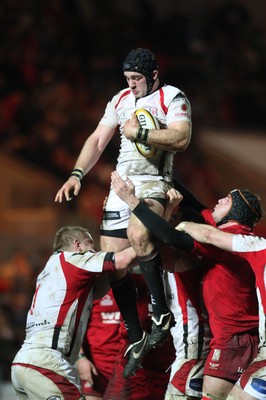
left=103, top=360, right=170, bottom=400
left=204, top=332, right=259, bottom=381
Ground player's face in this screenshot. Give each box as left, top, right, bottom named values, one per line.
left=124, top=72, right=148, bottom=98
left=212, top=194, right=232, bottom=223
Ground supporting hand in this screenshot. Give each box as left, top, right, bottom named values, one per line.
left=111, top=171, right=140, bottom=210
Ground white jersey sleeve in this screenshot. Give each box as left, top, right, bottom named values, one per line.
left=165, top=89, right=192, bottom=126
left=232, top=234, right=266, bottom=252
left=232, top=234, right=266, bottom=349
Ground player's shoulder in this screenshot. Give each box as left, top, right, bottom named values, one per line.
left=109, top=87, right=132, bottom=109
left=160, top=84, right=188, bottom=103
left=161, top=83, right=182, bottom=94
left=112, top=87, right=131, bottom=101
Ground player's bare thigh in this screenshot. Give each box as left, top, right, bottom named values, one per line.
left=227, top=385, right=257, bottom=400
left=203, top=375, right=235, bottom=399
left=100, top=235, right=130, bottom=253
left=127, top=198, right=164, bottom=256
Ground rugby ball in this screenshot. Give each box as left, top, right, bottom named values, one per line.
left=135, top=109, right=160, bottom=158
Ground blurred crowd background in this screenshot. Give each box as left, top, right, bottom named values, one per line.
left=0, top=0, right=266, bottom=388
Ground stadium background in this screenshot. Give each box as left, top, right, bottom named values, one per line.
left=0, top=1, right=265, bottom=397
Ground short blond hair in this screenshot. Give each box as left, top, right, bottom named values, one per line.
left=53, top=226, right=92, bottom=252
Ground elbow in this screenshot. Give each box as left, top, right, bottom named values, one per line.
left=174, top=128, right=192, bottom=152
left=174, top=137, right=191, bottom=152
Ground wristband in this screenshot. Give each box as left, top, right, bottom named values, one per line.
left=78, top=353, right=86, bottom=359
left=70, top=168, right=84, bottom=181
left=136, top=127, right=150, bottom=143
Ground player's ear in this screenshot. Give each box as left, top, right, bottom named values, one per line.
left=73, top=239, right=81, bottom=251
left=153, top=70, right=159, bottom=80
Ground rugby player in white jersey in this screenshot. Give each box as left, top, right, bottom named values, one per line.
left=11, top=226, right=136, bottom=400
left=55, top=48, right=192, bottom=377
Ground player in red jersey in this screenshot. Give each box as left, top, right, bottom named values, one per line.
left=176, top=222, right=266, bottom=400
left=77, top=289, right=122, bottom=399
left=111, top=171, right=263, bottom=400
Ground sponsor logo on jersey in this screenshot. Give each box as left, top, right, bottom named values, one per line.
left=100, top=294, right=113, bottom=306
left=174, top=112, right=190, bottom=118
left=148, top=107, right=158, bottom=117
left=212, top=349, right=221, bottom=361
left=251, top=378, right=266, bottom=394
left=209, top=362, right=220, bottom=369
left=26, top=320, right=51, bottom=330
left=189, top=378, right=203, bottom=392
left=101, top=311, right=121, bottom=324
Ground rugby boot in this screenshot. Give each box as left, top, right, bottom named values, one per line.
left=148, top=312, right=174, bottom=348
left=123, top=331, right=150, bottom=378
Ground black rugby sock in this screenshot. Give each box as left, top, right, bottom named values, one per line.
left=110, top=273, right=143, bottom=343
left=138, top=251, right=169, bottom=318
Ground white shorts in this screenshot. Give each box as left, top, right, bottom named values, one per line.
left=165, top=358, right=205, bottom=399
left=236, top=347, right=266, bottom=399
left=11, top=348, right=84, bottom=400
left=100, top=177, right=172, bottom=236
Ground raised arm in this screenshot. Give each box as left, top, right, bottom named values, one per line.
left=55, top=124, right=116, bottom=203
left=177, top=221, right=233, bottom=251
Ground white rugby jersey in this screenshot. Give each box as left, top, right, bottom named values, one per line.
left=232, top=234, right=266, bottom=349
left=99, top=84, right=191, bottom=180
left=21, top=250, right=115, bottom=365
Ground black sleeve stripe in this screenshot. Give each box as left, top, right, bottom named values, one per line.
left=103, top=252, right=116, bottom=272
